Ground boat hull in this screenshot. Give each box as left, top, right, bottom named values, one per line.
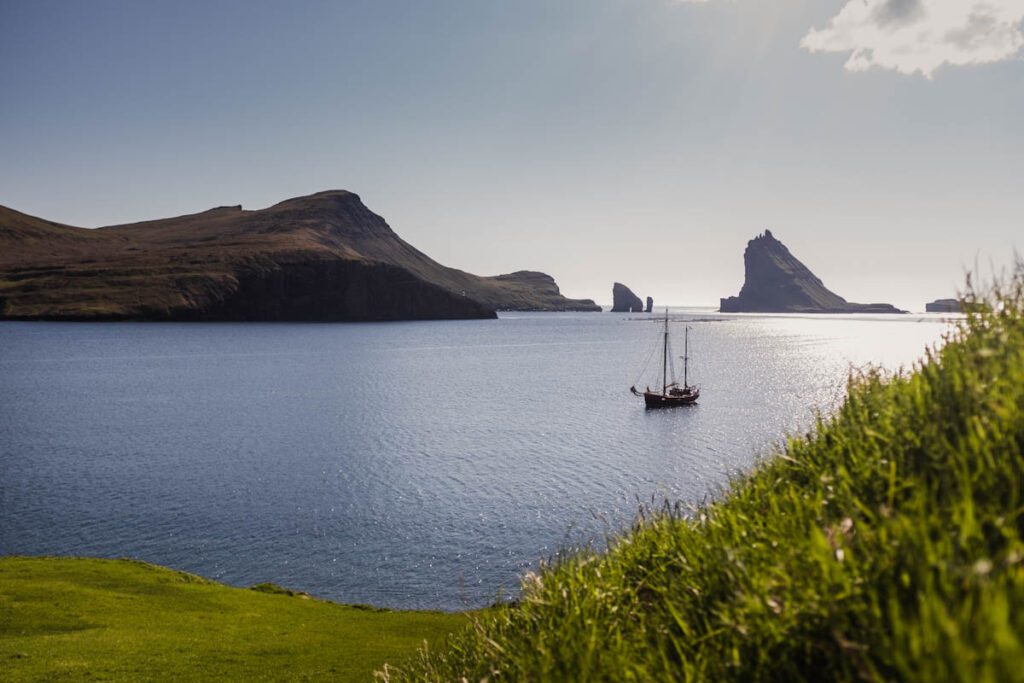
left=643, top=389, right=699, bottom=408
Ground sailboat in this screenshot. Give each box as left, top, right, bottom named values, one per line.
left=630, top=310, right=700, bottom=408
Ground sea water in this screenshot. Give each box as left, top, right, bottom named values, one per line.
left=0, top=311, right=955, bottom=609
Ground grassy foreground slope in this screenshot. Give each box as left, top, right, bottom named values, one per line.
left=0, top=557, right=467, bottom=682
left=393, top=275, right=1024, bottom=682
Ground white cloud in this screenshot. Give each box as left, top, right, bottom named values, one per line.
left=801, top=0, right=1024, bottom=77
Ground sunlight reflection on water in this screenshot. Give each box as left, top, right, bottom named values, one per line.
left=0, top=311, right=956, bottom=609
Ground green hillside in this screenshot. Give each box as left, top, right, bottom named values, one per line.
left=0, top=557, right=466, bottom=682
left=393, top=275, right=1024, bottom=681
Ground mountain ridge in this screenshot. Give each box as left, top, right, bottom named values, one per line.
left=0, top=191, right=599, bottom=321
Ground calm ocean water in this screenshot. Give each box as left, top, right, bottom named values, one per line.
left=0, top=311, right=955, bottom=610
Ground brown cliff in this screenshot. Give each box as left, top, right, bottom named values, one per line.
left=0, top=191, right=599, bottom=321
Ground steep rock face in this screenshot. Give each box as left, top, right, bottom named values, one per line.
left=177, top=258, right=495, bottom=322
left=0, top=252, right=493, bottom=322
left=0, top=191, right=597, bottom=321
left=611, top=283, right=644, bottom=313
left=719, top=230, right=904, bottom=314
left=476, top=271, right=599, bottom=311
left=926, top=298, right=962, bottom=313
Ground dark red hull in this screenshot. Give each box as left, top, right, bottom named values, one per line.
left=643, top=388, right=699, bottom=408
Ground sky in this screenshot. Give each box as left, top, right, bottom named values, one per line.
left=1, top=0, right=1022, bottom=311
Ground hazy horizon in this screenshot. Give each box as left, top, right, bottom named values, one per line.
left=2, top=0, right=1022, bottom=311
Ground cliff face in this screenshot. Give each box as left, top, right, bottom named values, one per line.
left=720, top=230, right=904, bottom=314
left=477, top=271, right=599, bottom=311
left=926, top=299, right=962, bottom=313
left=0, top=191, right=597, bottom=321
left=611, top=283, right=644, bottom=313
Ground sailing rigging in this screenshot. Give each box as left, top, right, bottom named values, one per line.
left=630, top=309, right=700, bottom=408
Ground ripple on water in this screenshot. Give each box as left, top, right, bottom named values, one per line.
left=0, top=313, right=952, bottom=609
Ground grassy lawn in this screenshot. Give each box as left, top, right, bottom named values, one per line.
left=0, top=557, right=467, bottom=682
left=393, top=278, right=1024, bottom=682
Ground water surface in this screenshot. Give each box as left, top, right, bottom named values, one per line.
left=0, top=311, right=954, bottom=609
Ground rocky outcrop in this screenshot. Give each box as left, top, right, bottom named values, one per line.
left=475, top=271, right=599, bottom=311
left=612, top=283, right=645, bottom=313
left=0, top=191, right=598, bottom=321
left=645, top=296, right=653, bottom=313
left=719, top=230, right=905, bottom=314
left=926, top=298, right=961, bottom=313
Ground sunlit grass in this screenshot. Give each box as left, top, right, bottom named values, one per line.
left=389, top=271, right=1024, bottom=682
left=0, top=557, right=468, bottom=682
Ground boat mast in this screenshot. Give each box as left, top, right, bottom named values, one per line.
left=662, top=308, right=668, bottom=395
left=684, top=326, right=689, bottom=388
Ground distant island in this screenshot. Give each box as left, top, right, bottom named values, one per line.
left=0, top=191, right=600, bottom=321
left=611, top=283, right=644, bottom=313
left=610, top=283, right=654, bottom=313
left=720, top=230, right=905, bottom=314
left=926, top=298, right=962, bottom=313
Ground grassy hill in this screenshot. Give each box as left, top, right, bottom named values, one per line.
left=391, top=274, right=1024, bottom=681
left=0, top=557, right=467, bottom=682
left=0, top=191, right=599, bottom=321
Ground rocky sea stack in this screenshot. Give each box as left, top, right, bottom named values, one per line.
left=611, top=283, right=645, bottom=313
left=720, top=230, right=904, bottom=314
left=0, top=191, right=599, bottom=321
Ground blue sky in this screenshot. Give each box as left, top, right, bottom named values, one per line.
left=2, top=0, right=1022, bottom=310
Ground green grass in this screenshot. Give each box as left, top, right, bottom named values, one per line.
left=0, top=557, right=467, bottom=682
left=390, top=273, right=1024, bottom=682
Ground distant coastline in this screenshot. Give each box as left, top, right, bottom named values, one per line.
left=0, top=191, right=599, bottom=323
